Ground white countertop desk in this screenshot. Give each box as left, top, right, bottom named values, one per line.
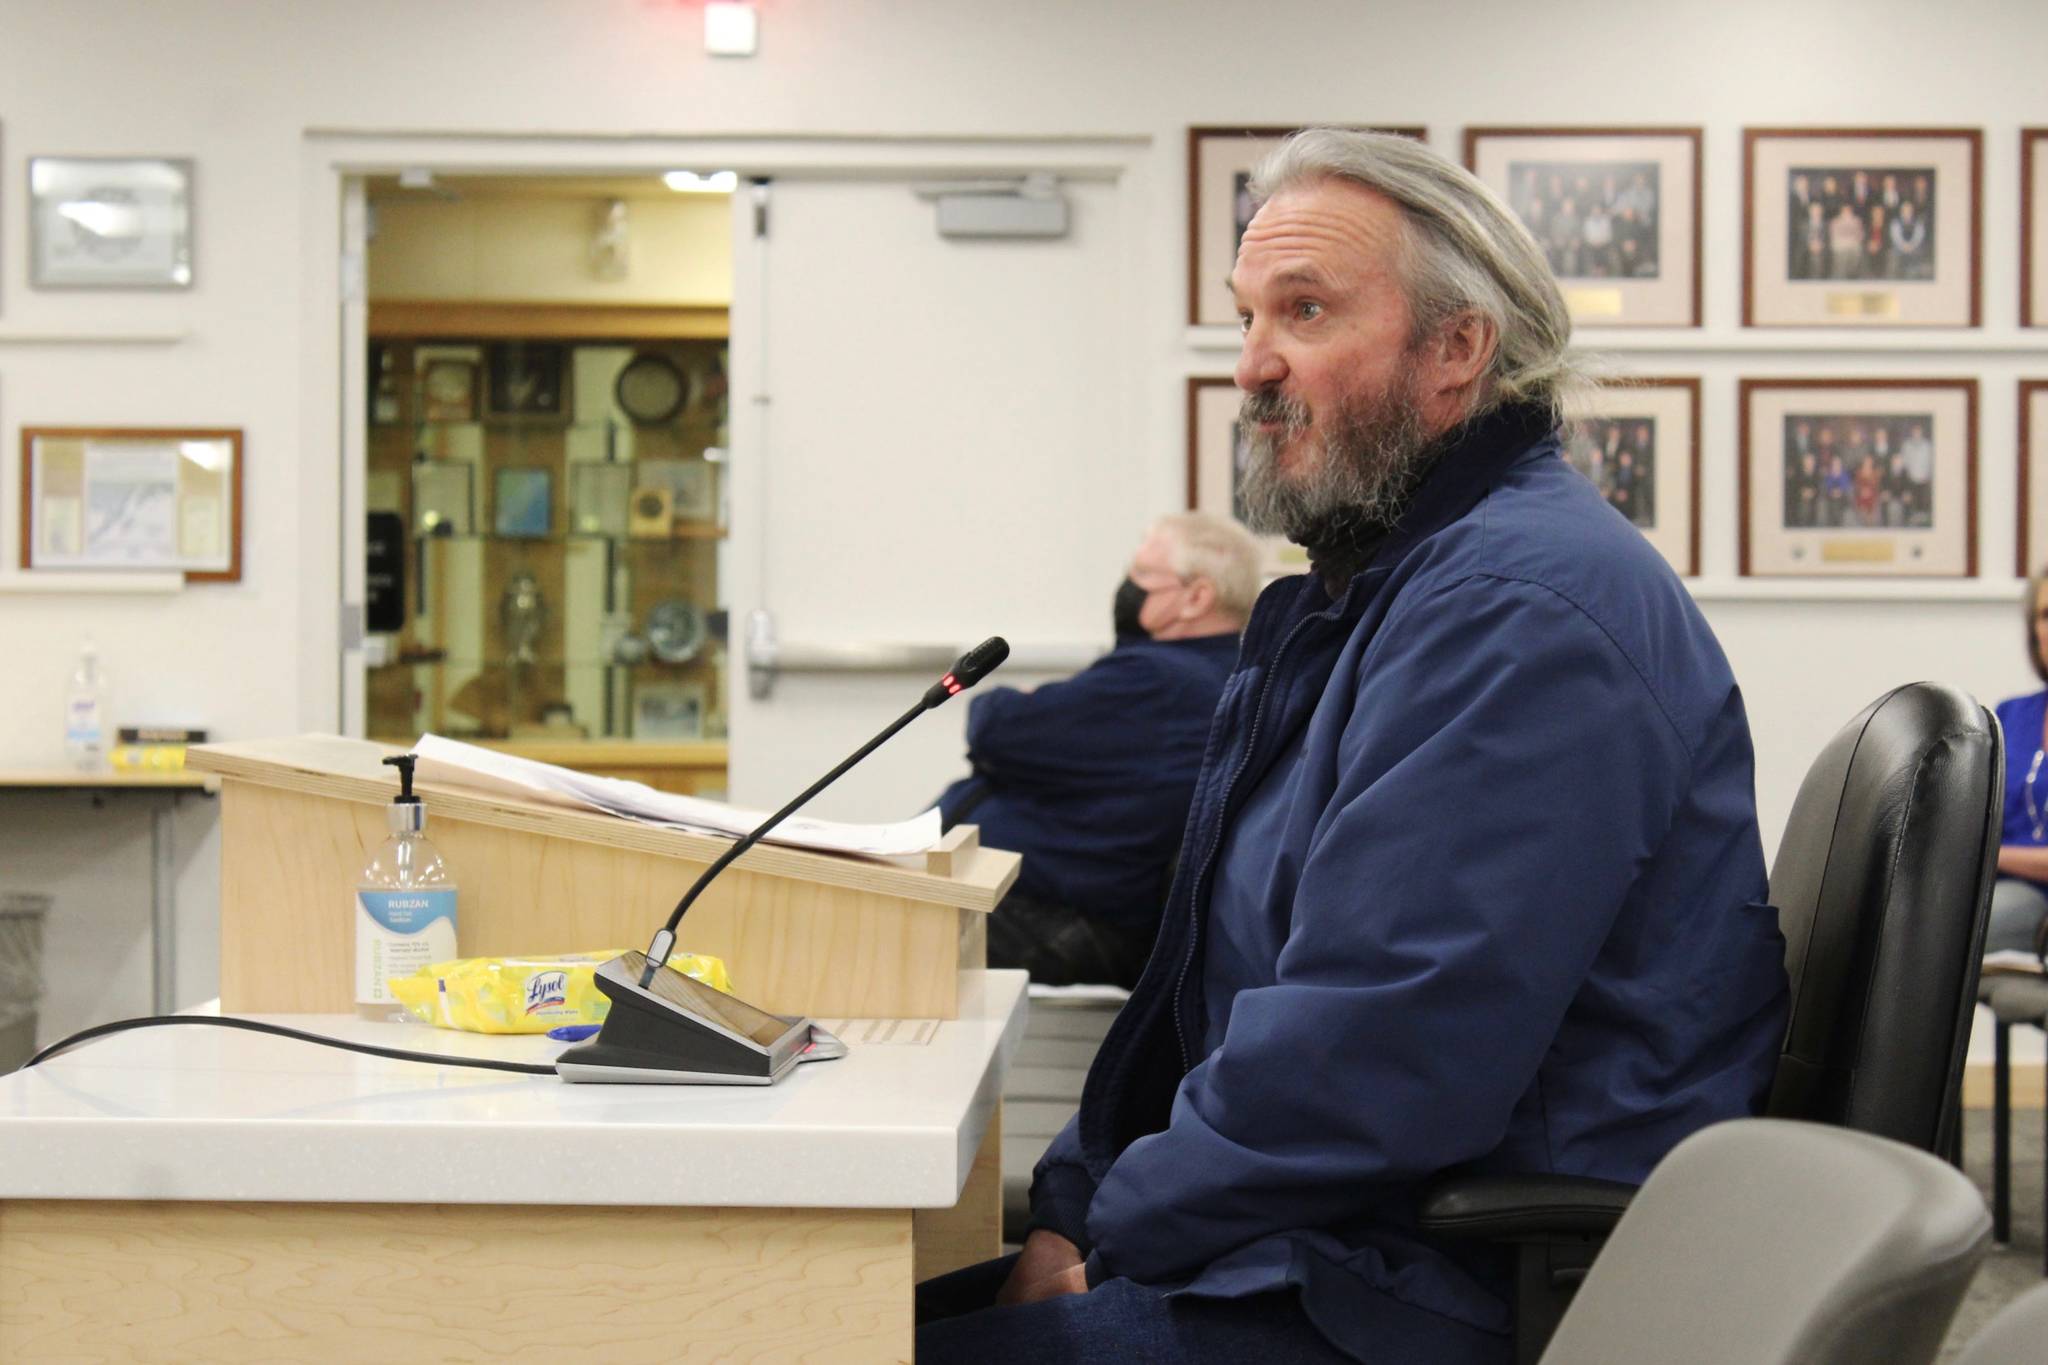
left=0, top=968, right=1028, bottom=1363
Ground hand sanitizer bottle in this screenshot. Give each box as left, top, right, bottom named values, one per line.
left=357, top=753, right=458, bottom=1020
left=65, top=640, right=106, bottom=773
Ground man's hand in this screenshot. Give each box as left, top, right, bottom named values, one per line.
left=996, top=1229, right=1086, bottom=1306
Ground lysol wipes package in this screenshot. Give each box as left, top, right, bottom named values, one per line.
left=387, top=949, right=733, bottom=1034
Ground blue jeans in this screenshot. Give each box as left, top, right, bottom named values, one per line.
left=915, top=1253, right=1356, bottom=1364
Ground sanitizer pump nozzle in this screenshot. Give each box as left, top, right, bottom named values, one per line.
left=383, top=753, right=426, bottom=833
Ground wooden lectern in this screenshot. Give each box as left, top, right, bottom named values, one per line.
left=185, top=734, right=1019, bottom=1019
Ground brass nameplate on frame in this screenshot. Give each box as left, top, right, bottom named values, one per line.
left=1820, top=538, right=1898, bottom=563
left=1825, top=291, right=1902, bottom=319
left=1562, top=288, right=1625, bottom=318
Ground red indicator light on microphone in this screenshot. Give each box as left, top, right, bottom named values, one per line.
left=943, top=674, right=962, bottom=695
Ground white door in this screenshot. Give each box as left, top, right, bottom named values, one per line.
left=726, top=171, right=1143, bottom=819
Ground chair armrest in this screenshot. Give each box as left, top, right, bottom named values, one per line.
left=1418, top=1173, right=1639, bottom=1242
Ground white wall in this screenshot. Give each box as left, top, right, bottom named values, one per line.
left=1, top=0, right=2045, bottom=1021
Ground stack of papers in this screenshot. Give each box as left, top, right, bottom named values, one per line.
left=411, top=734, right=942, bottom=858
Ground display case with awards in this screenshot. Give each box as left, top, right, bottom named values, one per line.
left=363, top=333, right=730, bottom=775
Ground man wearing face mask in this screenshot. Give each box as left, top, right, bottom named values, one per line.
left=935, top=512, right=1259, bottom=988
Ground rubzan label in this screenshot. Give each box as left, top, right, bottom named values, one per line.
left=356, top=889, right=457, bottom=1004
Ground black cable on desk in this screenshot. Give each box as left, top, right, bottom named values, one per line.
left=21, top=1016, right=557, bottom=1076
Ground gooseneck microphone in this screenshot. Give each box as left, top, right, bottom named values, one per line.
left=634, top=636, right=1011, bottom=989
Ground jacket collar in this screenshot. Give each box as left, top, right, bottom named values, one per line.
left=1320, top=400, right=1558, bottom=611
left=1379, top=401, right=1556, bottom=557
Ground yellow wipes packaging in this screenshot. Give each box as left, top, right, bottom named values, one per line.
left=387, top=949, right=733, bottom=1034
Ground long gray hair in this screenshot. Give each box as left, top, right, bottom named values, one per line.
left=1248, top=128, right=1590, bottom=425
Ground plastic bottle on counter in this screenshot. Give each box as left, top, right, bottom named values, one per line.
left=356, top=753, right=458, bottom=1020
left=64, top=641, right=106, bottom=773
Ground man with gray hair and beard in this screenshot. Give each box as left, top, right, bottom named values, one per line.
left=916, top=130, right=1789, bottom=1364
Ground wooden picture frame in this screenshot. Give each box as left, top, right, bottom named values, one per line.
left=1562, top=377, right=1701, bottom=576
left=20, top=427, right=242, bottom=581
left=1187, top=124, right=1427, bottom=327
left=2023, top=130, right=2048, bottom=328
left=1185, top=376, right=1305, bottom=577
left=1742, top=127, right=1981, bottom=328
left=2019, top=381, right=2048, bottom=577
left=1738, top=378, right=1976, bottom=577
left=1464, top=126, right=1702, bottom=328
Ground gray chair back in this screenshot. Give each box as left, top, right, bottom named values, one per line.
left=1953, top=1281, right=2048, bottom=1365
left=1538, top=1118, right=1989, bottom=1365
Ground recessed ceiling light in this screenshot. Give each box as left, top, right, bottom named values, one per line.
left=663, top=170, right=738, bottom=194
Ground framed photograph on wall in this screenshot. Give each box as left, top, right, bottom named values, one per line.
left=1739, top=379, right=1976, bottom=577
left=1186, top=376, right=1307, bottom=577
left=1743, top=128, right=1981, bottom=327
left=2022, top=130, right=2048, bottom=327
left=1561, top=377, right=1700, bottom=575
left=483, top=342, right=568, bottom=423
left=1187, top=124, right=1426, bottom=327
left=21, top=427, right=240, bottom=580
left=28, top=156, right=194, bottom=289
left=419, top=358, right=480, bottom=423
left=1465, top=127, right=1701, bottom=328
left=2019, top=382, right=2048, bottom=576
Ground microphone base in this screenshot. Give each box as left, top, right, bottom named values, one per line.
left=554, top=951, right=845, bottom=1085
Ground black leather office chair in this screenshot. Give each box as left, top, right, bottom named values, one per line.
left=1418, top=682, right=2004, bottom=1364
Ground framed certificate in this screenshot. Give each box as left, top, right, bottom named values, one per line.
left=22, top=427, right=241, bottom=580
left=28, top=156, right=194, bottom=289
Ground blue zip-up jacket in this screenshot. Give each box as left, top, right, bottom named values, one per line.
left=1029, top=403, right=1790, bottom=1362
left=937, top=634, right=1240, bottom=924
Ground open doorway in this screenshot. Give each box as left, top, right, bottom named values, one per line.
left=315, top=133, right=1148, bottom=817
left=355, top=172, right=733, bottom=797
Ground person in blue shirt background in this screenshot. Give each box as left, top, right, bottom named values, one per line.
left=917, top=129, right=1789, bottom=1365
left=1986, top=565, right=2048, bottom=958
left=937, top=512, right=1260, bottom=987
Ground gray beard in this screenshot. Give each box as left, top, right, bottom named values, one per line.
left=1236, top=375, right=1439, bottom=586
